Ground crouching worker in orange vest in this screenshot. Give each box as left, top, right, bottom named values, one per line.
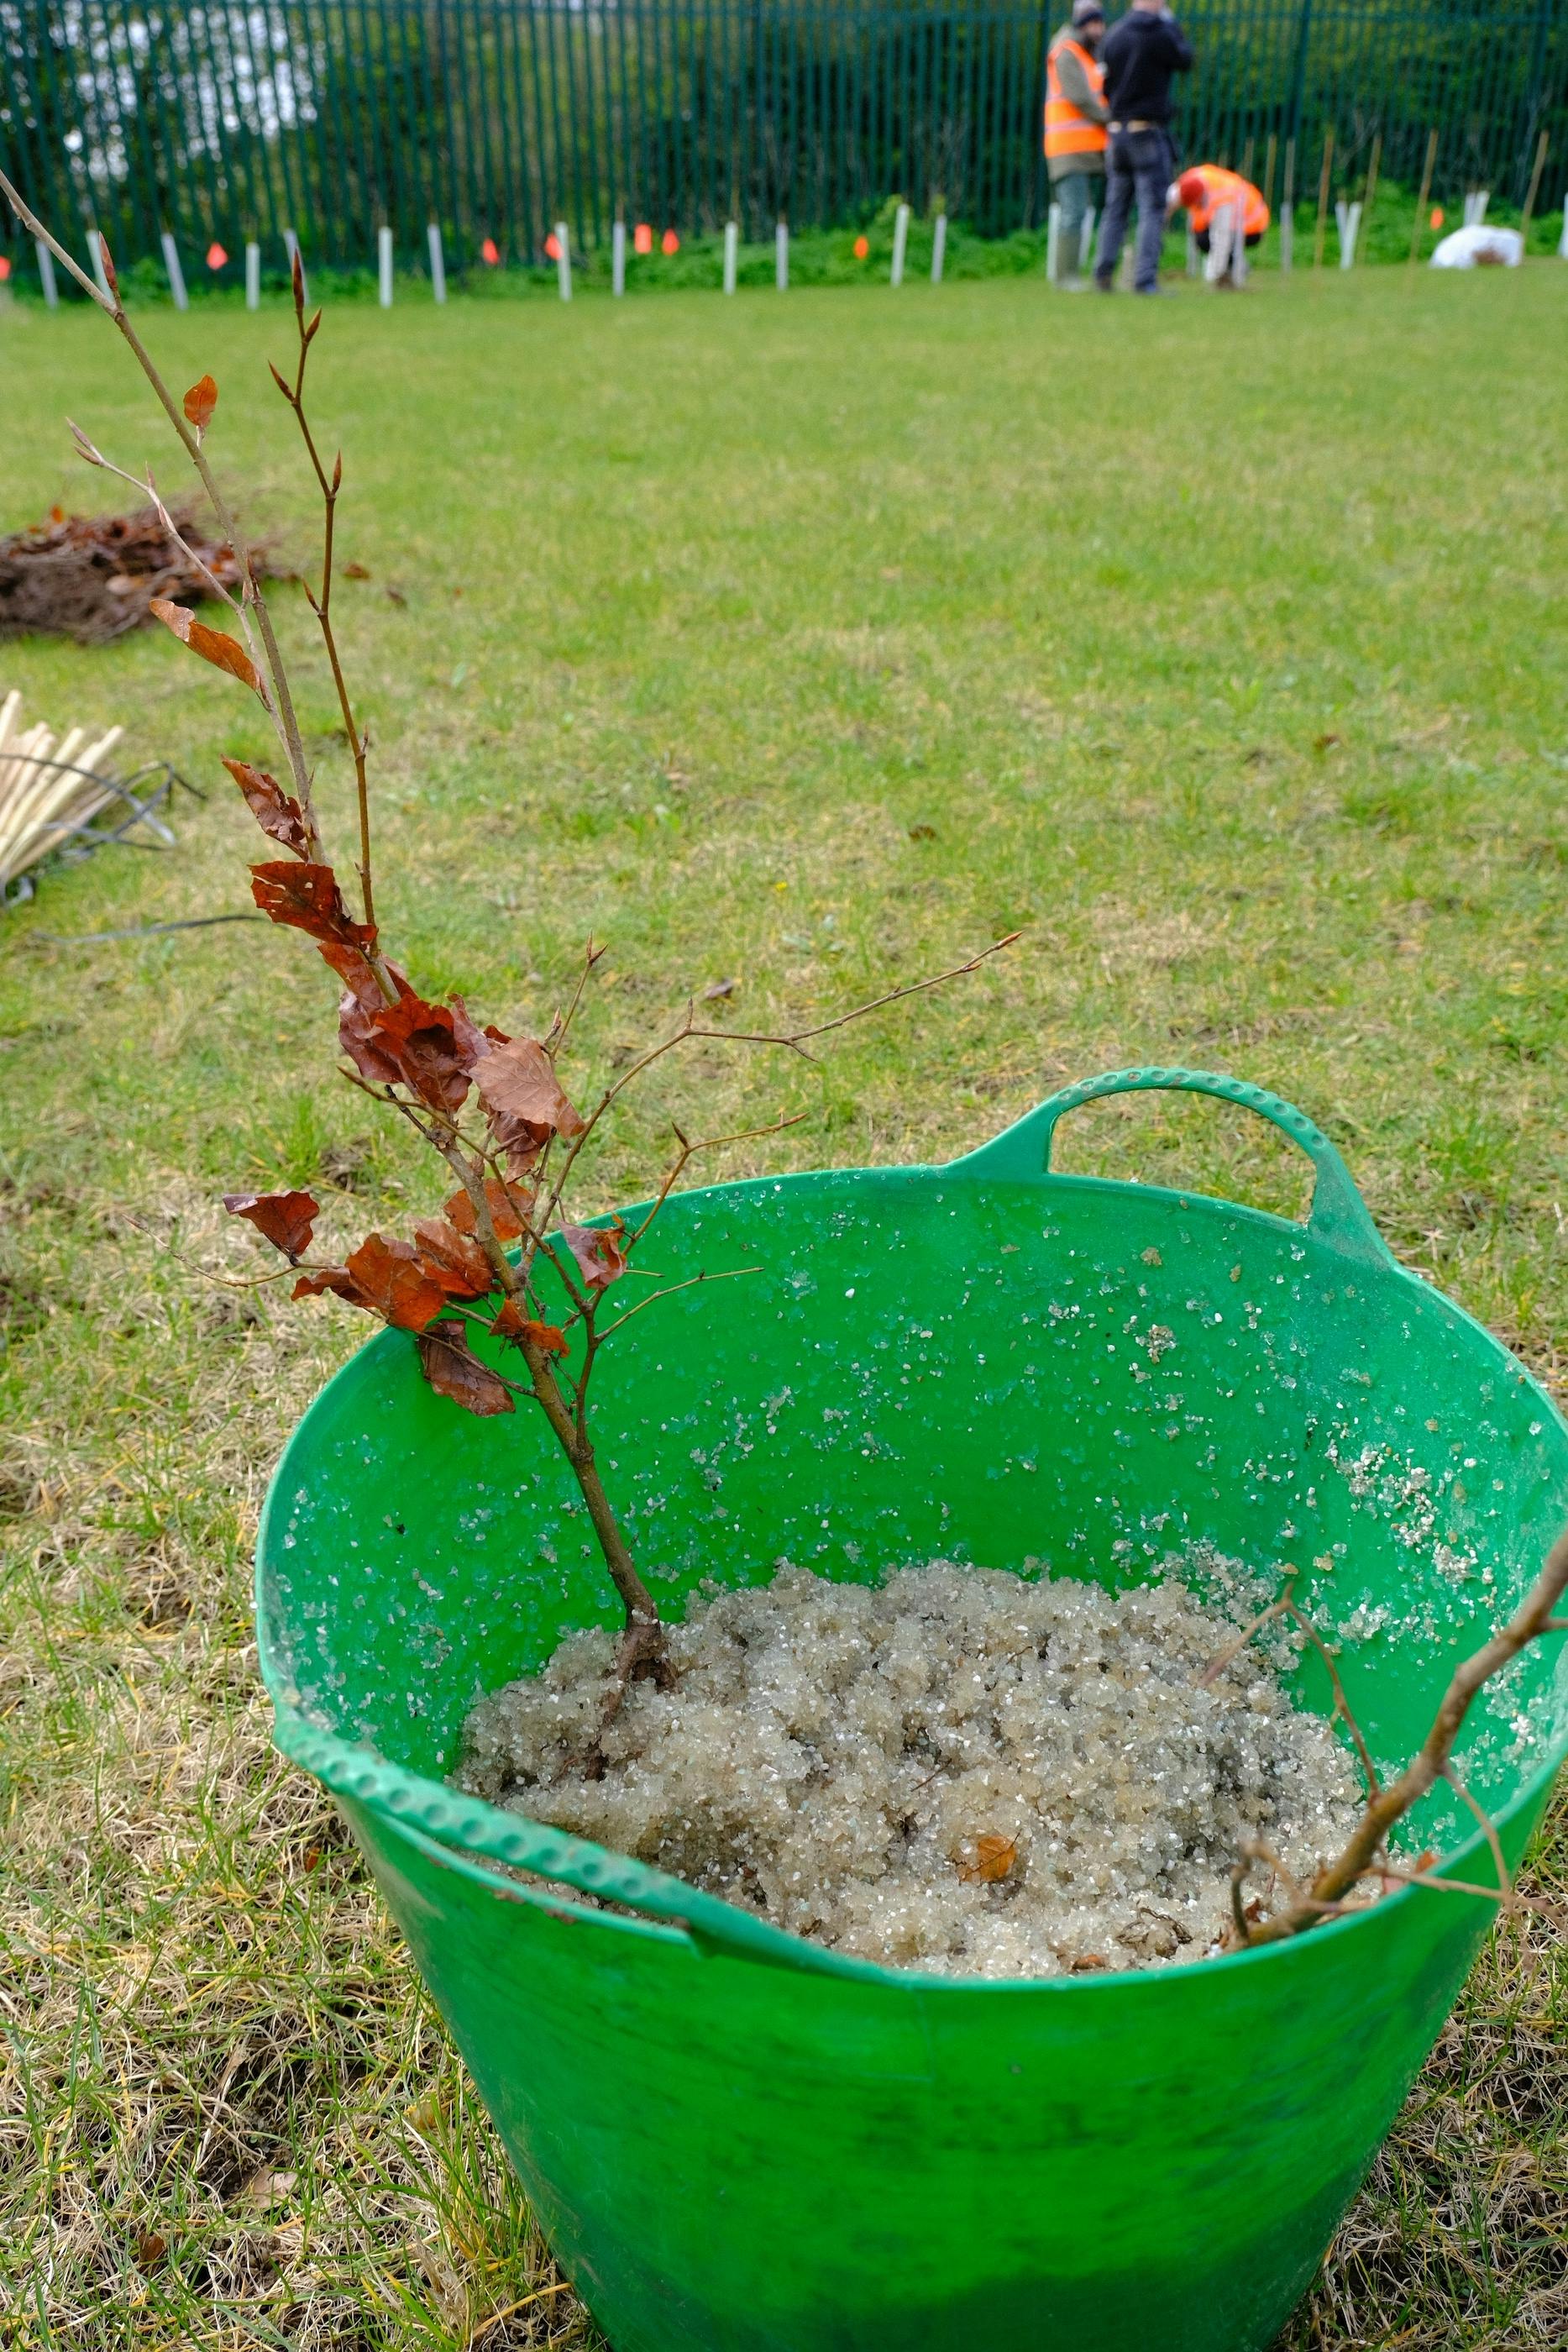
left=1045, top=2, right=1109, bottom=289
left=1172, top=165, right=1269, bottom=285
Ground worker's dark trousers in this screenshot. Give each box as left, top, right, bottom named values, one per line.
left=1094, top=127, right=1172, bottom=291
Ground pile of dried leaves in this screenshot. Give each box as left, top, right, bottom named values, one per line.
left=0, top=501, right=272, bottom=647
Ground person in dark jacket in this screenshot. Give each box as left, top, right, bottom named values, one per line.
left=1092, top=1, right=1193, bottom=293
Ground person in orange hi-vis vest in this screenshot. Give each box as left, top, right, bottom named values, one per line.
left=1171, top=165, right=1270, bottom=285
left=1044, top=2, right=1109, bottom=288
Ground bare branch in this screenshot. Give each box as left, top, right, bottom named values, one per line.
left=539, top=932, right=1020, bottom=1239
left=275, top=286, right=376, bottom=934
left=1440, top=1761, right=1512, bottom=1907
left=684, top=930, right=1022, bottom=1058
left=595, top=1263, right=762, bottom=1341
left=545, top=937, right=609, bottom=1063
left=1, top=168, right=317, bottom=826
left=1242, top=1526, right=1568, bottom=1945
left=1198, top=1584, right=1294, bottom=1687
left=624, top=1110, right=808, bottom=1252
left=0, top=168, right=115, bottom=311
left=1280, top=1594, right=1383, bottom=1798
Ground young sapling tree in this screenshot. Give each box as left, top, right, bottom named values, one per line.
left=3, top=176, right=1014, bottom=1725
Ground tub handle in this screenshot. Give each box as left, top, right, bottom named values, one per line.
left=274, top=1704, right=893, bottom=1981
left=949, top=1065, right=1395, bottom=1268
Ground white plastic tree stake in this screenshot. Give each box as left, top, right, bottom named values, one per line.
left=1231, top=198, right=1250, bottom=285
left=35, top=239, right=58, bottom=307
left=775, top=220, right=788, bottom=289
left=1080, top=206, right=1097, bottom=273
left=723, top=218, right=738, bottom=293
left=244, top=239, right=260, bottom=309
left=378, top=224, right=393, bottom=307
left=1186, top=223, right=1198, bottom=276
left=160, top=229, right=188, bottom=310
left=87, top=227, right=112, bottom=300
left=427, top=223, right=446, bottom=303
left=1340, top=199, right=1361, bottom=268
left=555, top=221, right=572, bottom=301
left=611, top=219, right=626, bottom=297
left=1559, top=199, right=1568, bottom=259
left=890, top=202, right=910, bottom=286
left=1046, top=202, right=1060, bottom=284
left=931, top=213, right=947, bottom=283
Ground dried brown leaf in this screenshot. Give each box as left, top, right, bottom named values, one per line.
left=222, top=1189, right=319, bottom=1262
left=491, top=1299, right=568, bottom=1355
left=364, top=994, right=470, bottom=1113
left=250, top=862, right=376, bottom=956
left=222, top=757, right=309, bottom=857
left=559, top=1219, right=628, bottom=1295
left=182, top=375, right=218, bottom=436
left=958, top=1833, right=1018, bottom=1885
left=411, top=1217, right=494, bottom=1300
left=292, top=1234, right=448, bottom=1331
left=149, top=598, right=265, bottom=696
left=444, top=1177, right=535, bottom=1245
left=416, top=1323, right=517, bottom=1416
left=474, top=1037, right=586, bottom=1143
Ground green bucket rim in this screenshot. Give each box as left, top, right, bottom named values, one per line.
left=257, top=1067, right=1568, bottom=1988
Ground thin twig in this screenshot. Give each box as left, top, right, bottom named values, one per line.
left=273, top=276, right=376, bottom=931
left=1198, top=1583, right=1295, bottom=1686
left=1369, top=1857, right=1565, bottom=1928
left=623, top=1110, right=808, bottom=1252
left=538, top=931, right=1020, bottom=1239
left=595, top=1263, right=762, bottom=1341
left=544, top=936, right=608, bottom=1062
left=1242, top=1525, right=1568, bottom=1945
left=1280, top=1594, right=1382, bottom=1798
left=1441, top=1761, right=1512, bottom=1906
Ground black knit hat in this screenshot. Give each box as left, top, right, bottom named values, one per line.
left=1071, top=0, right=1106, bottom=23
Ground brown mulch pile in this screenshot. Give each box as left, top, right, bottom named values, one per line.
left=0, top=502, right=269, bottom=647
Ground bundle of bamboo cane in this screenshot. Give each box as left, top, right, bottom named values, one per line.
left=0, top=690, right=125, bottom=899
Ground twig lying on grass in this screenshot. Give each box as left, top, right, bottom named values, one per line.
left=31, top=911, right=266, bottom=947
left=2, top=172, right=1017, bottom=1740
left=1221, top=1531, right=1568, bottom=1946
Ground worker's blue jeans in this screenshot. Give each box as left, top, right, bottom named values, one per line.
left=1094, top=127, right=1172, bottom=291
left=1052, top=170, right=1102, bottom=281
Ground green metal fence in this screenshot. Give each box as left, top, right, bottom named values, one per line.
left=2, top=0, right=1564, bottom=282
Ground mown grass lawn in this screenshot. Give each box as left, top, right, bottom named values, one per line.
left=3, top=267, right=1565, bottom=2350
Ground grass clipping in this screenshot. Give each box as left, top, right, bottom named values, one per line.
left=459, top=1560, right=1365, bottom=1978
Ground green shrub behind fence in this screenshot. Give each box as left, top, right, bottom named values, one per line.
left=1, top=0, right=1564, bottom=283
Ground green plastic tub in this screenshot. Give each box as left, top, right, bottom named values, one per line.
left=259, top=1068, right=1568, bottom=2352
